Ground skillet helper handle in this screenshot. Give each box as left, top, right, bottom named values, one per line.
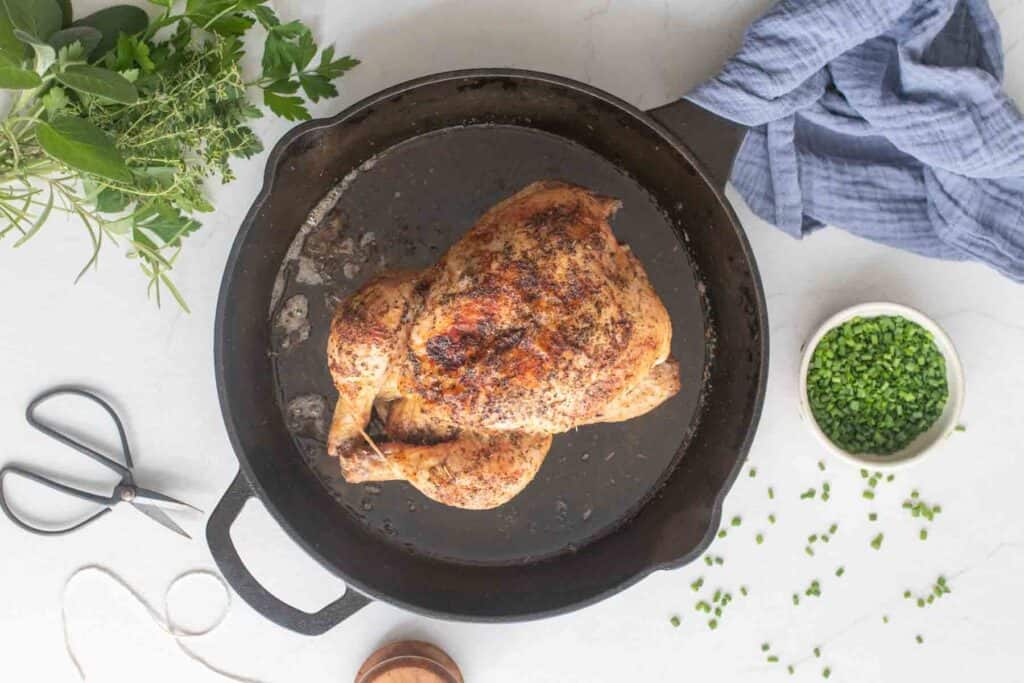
left=206, top=472, right=371, bottom=635
left=646, top=98, right=745, bottom=190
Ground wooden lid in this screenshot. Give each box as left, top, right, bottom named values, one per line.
left=355, top=641, right=464, bottom=683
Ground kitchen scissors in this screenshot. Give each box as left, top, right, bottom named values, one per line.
left=0, top=387, right=199, bottom=538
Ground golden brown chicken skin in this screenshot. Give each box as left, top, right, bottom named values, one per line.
left=326, top=181, right=680, bottom=510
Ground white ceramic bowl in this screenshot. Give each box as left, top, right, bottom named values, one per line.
left=798, top=302, right=964, bottom=469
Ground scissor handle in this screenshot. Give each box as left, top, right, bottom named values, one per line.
left=26, top=387, right=133, bottom=478
left=0, top=465, right=115, bottom=536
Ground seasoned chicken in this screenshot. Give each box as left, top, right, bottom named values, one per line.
left=327, top=180, right=680, bottom=509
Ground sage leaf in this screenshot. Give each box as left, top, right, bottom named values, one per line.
left=56, top=64, right=137, bottom=103
left=71, top=5, right=147, bottom=60
left=2, top=0, right=61, bottom=42
left=0, top=1, right=28, bottom=62
left=48, top=25, right=99, bottom=53
left=35, top=115, right=132, bottom=183
left=0, top=53, right=39, bottom=87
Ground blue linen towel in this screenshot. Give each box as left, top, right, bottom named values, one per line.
left=687, top=0, right=1024, bottom=281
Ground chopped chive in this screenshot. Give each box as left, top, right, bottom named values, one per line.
left=718, top=529, right=727, bottom=539
left=768, top=487, right=775, bottom=499
left=708, top=619, right=718, bottom=630
left=916, top=634, right=923, bottom=644
left=823, top=667, right=831, bottom=678
left=768, top=514, right=777, bottom=525
left=767, top=655, right=779, bottom=663
left=761, top=643, right=770, bottom=652
left=714, top=556, right=724, bottom=565
left=818, top=461, right=826, bottom=471
left=870, top=533, right=884, bottom=550
left=749, top=467, right=757, bottom=478
left=861, top=469, right=868, bottom=478
left=886, top=474, right=895, bottom=482
left=808, top=534, right=819, bottom=543
left=814, top=647, right=821, bottom=658
left=691, top=578, right=704, bottom=592
left=805, top=546, right=814, bottom=556
left=801, top=488, right=816, bottom=499
left=731, top=516, right=742, bottom=527
left=829, top=523, right=838, bottom=534
left=954, top=424, right=966, bottom=432
left=756, top=533, right=764, bottom=544
left=740, top=586, right=749, bottom=596
left=911, top=490, right=920, bottom=499
left=704, top=556, right=713, bottom=566
left=835, top=566, right=845, bottom=577
left=920, top=529, right=928, bottom=541
left=793, top=594, right=800, bottom=606
left=670, top=615, right=680, bottom=627
left=713, top=589, right=722, bottom=603
left=696, top=600, right=710, bottom=612
left=883, top=615, right=889, bottom=623
left=714, top=606, right=722, bottom=617
left=862, top=490, right=875, bottom=500
left=869, top=512, right=878, bottom=521
left=788, top=665, right=795, bottom=675
left=904, top=590, right=911, bottom=599
left=821, top=534, right=830, bottom=543
left=917, top=598, right=925, bottom=608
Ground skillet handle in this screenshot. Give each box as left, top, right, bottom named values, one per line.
left=206, top=471, right=371, bottom=635
left=646, top=98, right=745, bottom=190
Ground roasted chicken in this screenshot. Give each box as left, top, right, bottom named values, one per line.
left=327, top=181, right=680, bottom=509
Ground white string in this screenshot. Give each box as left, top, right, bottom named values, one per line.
left=62, top=564, right=267, bottom=683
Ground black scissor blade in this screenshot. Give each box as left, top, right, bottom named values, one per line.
left=131, top=502, right=191, bottom=539
left=132, top=486, right=202, bottom=514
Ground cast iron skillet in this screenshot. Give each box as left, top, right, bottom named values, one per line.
left=207, top=69, right=767, bottom=634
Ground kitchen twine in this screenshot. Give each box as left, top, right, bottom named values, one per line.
left=62, top=565, right=265, bottom=682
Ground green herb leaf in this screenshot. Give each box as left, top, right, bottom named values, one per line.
left=56, top=64, right=138, bottom=102
left=71, top=5, right=148, bottom=59
left=4, top=0, right=62, bottom=42
left=35, top=115, right=132, bottom=182
left=298, top=73, right=336, bottom=102
left=0, top=53, right=39, bottom=86
left=47, top=24, right=98, bottom=52
left=263, top=88, right=309, bottom=120
left=0, top=1, right=29, bottom=62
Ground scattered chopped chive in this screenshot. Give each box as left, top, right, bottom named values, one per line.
left=821, top=492, right=830, bottom=502
left=756, top=533, right=764, bottom=544
left=801, top=488, right=816, bottom=499
left=768, top=487, right=775, bottom=499
left=767, top=655, right=779, bottom=663
left=749, top=467, right=757, bottom=478
left=835, top=566, right=845, bottom=577
left=805, top=546, right=815, bottom=556
left=818, top=461, right=826, bottom=471
left=829, top=523, right=838, bottom=534
left=920, top=529, right=928, bottom=541
left=731, top=516, right=742, bottom=527
left=718, top=529, right=728, bottom=539
left=870, top=533, right=884, bottom=550
left=869, top=512, right=878, bottom=521
left=917, top=598, right=925, bottom=608
left=708, top=619, right=718, bottom=630
left=704, top=556, right=713, bottom=566
left=788, top=665, right=795, bottom=675
left=938, top=575, right=947, bottom=585
left=868, top=476, right=878, bottom=488
left=670, top=615, right=680, bottom=627
left=714, top=606, right=722, bottom=617
left=911, top=490, right=920, bottom=499
left=861, top=469, right=868, bottom=478
left=740, top=586, right=749, bottom=596
left=691, top=578, right=704, bottom=592
left=768, top=514, right=776, bottom=525
left=954, top=424, right=966, bottom=432
left=814, top=647, right=821, bottom=658
left=714, top=556, right=724, bottom=565
left=904, top=590, right=912, bottom=599
left=696, top=600, right=710, bottom=612
left=886, top=474, right=895, bottom=482
left=808, top=534, right=819, bottom=543
left=862, top=490, right=875, bottom=500
left=761, top=643, right=770, bottom=652
left=821, top=534, right=830, bottom=543
left=927, top=595, right=934, bottom=604
left=713, top=589, right=722, bottom=603
left=823, top=667, right=831, bottom=678
left=883, top=615, right=889, bottom=623
left=916, top=634, right=923, bottom=644
left=793, top=594, right=800, bottom=605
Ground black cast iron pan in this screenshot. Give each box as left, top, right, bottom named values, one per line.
left=208, top=69, right=766, bottom=634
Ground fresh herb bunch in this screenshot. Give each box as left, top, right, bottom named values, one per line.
left=0, top=0, right=358, bottom=309
left=806, top=315, right=948, bottom=454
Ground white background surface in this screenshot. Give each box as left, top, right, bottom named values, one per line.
left=3, top=0, right=1024, bottom=681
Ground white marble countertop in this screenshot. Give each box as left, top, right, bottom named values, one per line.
left=3, top=1, right=1024, bottom=681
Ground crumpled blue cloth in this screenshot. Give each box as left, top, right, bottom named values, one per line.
left=687, top=0, right=1024, bottom=281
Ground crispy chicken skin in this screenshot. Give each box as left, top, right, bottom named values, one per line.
left=326, top=181, right=680, bottom=509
